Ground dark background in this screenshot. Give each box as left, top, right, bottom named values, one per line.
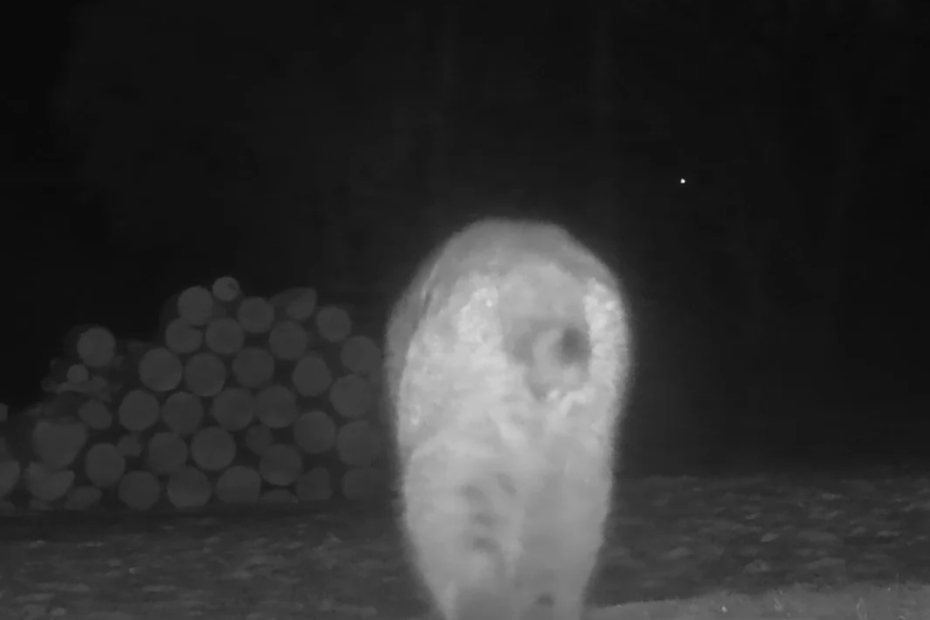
left=2, top=0, right=929, bottom=475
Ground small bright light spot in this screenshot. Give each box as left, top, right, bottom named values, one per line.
left=680, top=178, right=687, bottom=185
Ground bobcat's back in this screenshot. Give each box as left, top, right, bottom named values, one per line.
left=385, top=218, right=631, bottom=620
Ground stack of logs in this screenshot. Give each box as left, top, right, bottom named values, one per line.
left=0, top=276, right=387, bottom=512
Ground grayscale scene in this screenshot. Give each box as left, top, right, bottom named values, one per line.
left=1, top=2, right=929, bottom=619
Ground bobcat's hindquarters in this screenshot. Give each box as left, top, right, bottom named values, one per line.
left=385, top=218, right=631, bottom=620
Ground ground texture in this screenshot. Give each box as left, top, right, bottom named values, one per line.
left=2, top=472, right=928, bottom=620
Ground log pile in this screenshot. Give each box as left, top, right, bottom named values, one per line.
left=0, top=277, right=387, bottom=513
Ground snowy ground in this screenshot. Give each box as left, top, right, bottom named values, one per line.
left=2, top=472, right=929, bottom=619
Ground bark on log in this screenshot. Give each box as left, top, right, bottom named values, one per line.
left=43, top=365, right=111, bottom=400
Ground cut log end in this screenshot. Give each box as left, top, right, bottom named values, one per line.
left=76, top=326, right=117, bottom=369
left=177, top=286, right=215, bottom=326
left=315, top=306, right=352, bottom=343
left=212, top=276, right=241, bottom=303
left=237, top=296, right=275, bottom=334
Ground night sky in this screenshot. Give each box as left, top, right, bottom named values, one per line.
left=3, top=1, right=930, bottom=474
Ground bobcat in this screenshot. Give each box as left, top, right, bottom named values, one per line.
left=384, top=217, right=631, bottom=620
